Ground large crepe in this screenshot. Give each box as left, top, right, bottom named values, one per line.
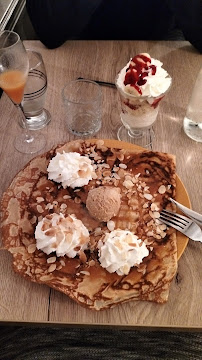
left=1, top=139, right=177, bottom=310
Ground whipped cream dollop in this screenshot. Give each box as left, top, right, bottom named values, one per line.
left=35, top=213, right=90, bottom=257
left=116, top=53, right=171, bottom=98
left=98, top=230, right=149, bottom=276
left=47, top=151, right=94, bottom=188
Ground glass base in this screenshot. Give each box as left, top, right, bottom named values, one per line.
left=14, top=132, right=46, bottom=154
left=117, top=125, right=154, bottom=148
left=183, top=117, right=202, bottom=142
left=20, top=109, right=51, bottom=130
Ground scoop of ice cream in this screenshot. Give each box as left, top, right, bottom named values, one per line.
left=116, top=53, right=171, bottom=98
left=86, top=186, right=121, bottom=222
left=98, top=230, right=149, bottom=276
left=47, top=151, right=94, bottom=189
left=35, top=213, right=90, bottom=257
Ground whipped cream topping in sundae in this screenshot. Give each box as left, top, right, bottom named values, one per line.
left=98, top=230, right=149, bottom=276
left=116, top=53, right=171, bottom=98
left=47, top=151, right=94, bottom=188
left=35, top=213, right=90, bottom=257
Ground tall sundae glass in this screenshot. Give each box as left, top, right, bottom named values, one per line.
left=116, top=53, right=172, bottom=148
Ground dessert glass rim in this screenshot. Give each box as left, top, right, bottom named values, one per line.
left=115, top=73, right=172, bottom=100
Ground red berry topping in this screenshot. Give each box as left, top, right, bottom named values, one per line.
left=124, top=53, right=156, bottom=94
left=124, top=68, right=139, bottom=85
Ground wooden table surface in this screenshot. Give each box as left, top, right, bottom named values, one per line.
left=0, top=40, right=201, bottom=329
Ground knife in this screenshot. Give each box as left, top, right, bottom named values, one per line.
left=170, top=198, right=202, bottom=227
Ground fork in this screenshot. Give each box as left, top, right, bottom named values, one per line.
left=159, top=210, right=202, bottom=242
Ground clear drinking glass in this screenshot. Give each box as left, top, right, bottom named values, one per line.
left=183, top=67, right=202, bottom=142
left=62, top=79, right=102, bottom=136
left=0, top=30, right=46, bottom=154
left=116, top=75, right=172, bottom=148
left=21, top=49, right=51, bottom=130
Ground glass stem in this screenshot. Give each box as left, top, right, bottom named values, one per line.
left=15, top=103, right=34, bottom=143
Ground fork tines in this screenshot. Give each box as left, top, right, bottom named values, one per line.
left=160, top=210, right=192, bottom=230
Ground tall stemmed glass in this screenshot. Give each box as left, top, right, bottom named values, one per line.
left=0, top=30, right=46, bottom=154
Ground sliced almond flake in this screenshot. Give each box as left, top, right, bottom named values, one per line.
left=122, top=283, right=130, bottom=290
left=35, top=268, right=43, bottom=274
left=131, top=177, right=138, bottom=184
left=47, top=256, right=56, bottom=264
left=89, top=152, right=96, bottom=158
left=27, top=244, right=36, bottom=254
left=107, top=220, right=115, bottom=231
left=143, top=202, right=149, bottom=209
left=94, top=227, right=102, bottom=236
left=150, top=203, right=159, bottom=211
left=101, top=163, right=110, bottom=169
left=36, top=197, right=44, bottom=203
left=113, top=166, right=119, bottom=172
left=117, top=168, right=125, bottom=178
left=36, top=205, right=44, bottom=213
left=87, top=299, right=93, bottom=305
left=123, top=180, right=134, bottom=189
left=80, top=271, right=90, bottom=276
left=45, top=203, right=54, bottom=210
left=158, top=185, right=166, bottom=194
left=88, top=260, right=96, bottom=267
left=113, top=179, right=119, bottom=187
left=113, top=173, right=121, bottom=180
left=60, top=203, right=67, bottom=210
left=48, top=263, right=57, bottom=272
left=154, top=234, right=162, bottom=240
left=159, top=224, right=167, bottom=231
left=63, top=195, right=71, bottom=199
left=45, top=228, right=56, bottom=236
left=155, top=219, right=162, bottom=225
left=147, top=231, right=154, bottom=237
left=92, top=172, right=98, bottom=179
left=30, top=216, right=37, bottom=225
left=60, top=260, right=66, bottom=267
left=78, top=296, right=85, bottom=303
left=153, top=211, right=160, bottom=219
left=156, top=226, right=162, bottom=234
left=56, top=265, right=63, bottom=270
left=117, top=153, right=124, bottom=161
left=124, top=174, right=131, bottom=182
left=144, top=193, right=153, bottom=201
left=119, top=163, right=127, bottom=169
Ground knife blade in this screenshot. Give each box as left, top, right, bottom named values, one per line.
left=77, top=77, right=116, bottom=88
left=170, top=198, right=202, bottom=227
